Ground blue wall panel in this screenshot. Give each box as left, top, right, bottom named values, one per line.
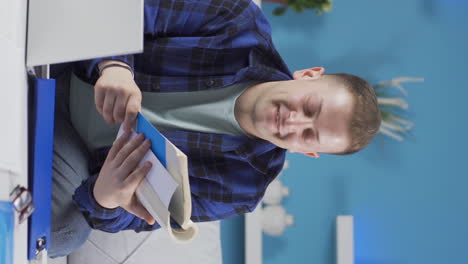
left=222, top=0, right=468, bottom=263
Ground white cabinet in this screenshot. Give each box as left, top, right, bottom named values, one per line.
left=27, top=0, right=144, bottom=66
left=1, top=0, right=144, bottom=263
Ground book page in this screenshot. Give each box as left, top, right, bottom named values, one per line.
left=117, top=127, right=178, bottom=208
left=165, top=140, right=191, bottom=229
left=136, top=180, right=171, bottom=230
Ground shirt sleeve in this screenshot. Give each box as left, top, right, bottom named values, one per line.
left=73, top=173, right=161, bottom=233
left=73, top=172, right=260, bottom=233
left=73, top=0, right=258, bottom=83
left=190, top=193, right=257, bottom=223
left=73, top=55, right=134, bottom=85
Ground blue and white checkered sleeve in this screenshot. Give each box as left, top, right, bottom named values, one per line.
left=73, top=174, right=161, bottom=233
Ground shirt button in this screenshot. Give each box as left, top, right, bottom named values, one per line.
left=205, top=80, right=215, bottom=87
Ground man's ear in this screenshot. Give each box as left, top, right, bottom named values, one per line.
left=303, top=152, right=320, bottom=158
left=293, top=67, right=325, bottom=80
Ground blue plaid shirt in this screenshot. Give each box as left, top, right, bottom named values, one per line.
left=72, top=0, right=292, bottom=232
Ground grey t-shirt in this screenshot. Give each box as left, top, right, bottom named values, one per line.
left=69, top=72, right=256, bottom=151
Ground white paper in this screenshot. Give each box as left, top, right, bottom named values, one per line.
left=139, top=150, right=179, bottom=208
left=117, top=127, right=179, bottom=208
left=136, top=181, right=171, bottom=230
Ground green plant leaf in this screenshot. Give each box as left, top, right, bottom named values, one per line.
left=303, top=1, right=320, bottom=8
left=273, top=6, right=288, bottom=16
left=279, top=0, right=333, bottom=15
left=291, top=4, right=304, bottom=12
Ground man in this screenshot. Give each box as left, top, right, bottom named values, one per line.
left=49, top=0, right=381, bottom=257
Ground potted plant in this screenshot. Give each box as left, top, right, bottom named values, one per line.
left=374, top=77, right=424, bottom=141
left=264, top=0, right=333, bottom=16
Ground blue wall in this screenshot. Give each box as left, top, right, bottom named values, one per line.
left=222, top=0, right=468, bottom=263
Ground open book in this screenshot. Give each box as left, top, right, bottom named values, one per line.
left=117, top=113, right=198, bottom=242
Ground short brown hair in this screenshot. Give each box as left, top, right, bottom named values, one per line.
left=328, top=73, right=381, bottom=155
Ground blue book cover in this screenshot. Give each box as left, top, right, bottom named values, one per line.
left=28, top=77, right=56, bottom=259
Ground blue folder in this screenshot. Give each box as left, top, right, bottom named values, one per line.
left=27, top=77, right=56, bottom=259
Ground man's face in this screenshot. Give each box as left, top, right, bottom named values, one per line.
left=246, top=72, right=355, bottom=155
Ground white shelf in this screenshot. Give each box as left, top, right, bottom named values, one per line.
left=245, top=206, right=263, bottom=264
left=336, top=216, right=354, bottom=264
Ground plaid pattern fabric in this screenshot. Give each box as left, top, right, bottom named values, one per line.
left=72, top=0, right=292, bottom=232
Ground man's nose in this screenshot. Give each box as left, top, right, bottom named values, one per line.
left=285, top=111, right=313, bottom=129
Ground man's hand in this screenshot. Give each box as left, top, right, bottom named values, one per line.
left=93, top=132, right=156, bottom=225
left=95, top=60, right=141, bottom=132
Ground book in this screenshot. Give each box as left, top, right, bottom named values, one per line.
left=116, top=113, right=199, bottom=242
left=28, top=77, right=55, bottom=259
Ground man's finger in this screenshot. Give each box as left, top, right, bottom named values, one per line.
left=124, top=161, right=152, bottom=187
left=128, top=196, right=156, bottom=225
left=102, top=92, right=117, bottom=124
left=107, top=131, right=131, bottom=161
left=114, top=133, right=145, bottom=165
left=113, top=93, right=129, bottom=124
left=123, top=95, right=140, bottom=132
left=94, top=84, right=105, bottom=115
left=120, top=141, right=151, bottom=177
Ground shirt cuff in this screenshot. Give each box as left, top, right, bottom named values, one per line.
left=73, top=174, right=125, bottom=221
left=86, top=55, right=135, bottom=82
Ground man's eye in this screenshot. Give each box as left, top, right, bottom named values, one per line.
left=303, top=98, right=315, bottom=117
